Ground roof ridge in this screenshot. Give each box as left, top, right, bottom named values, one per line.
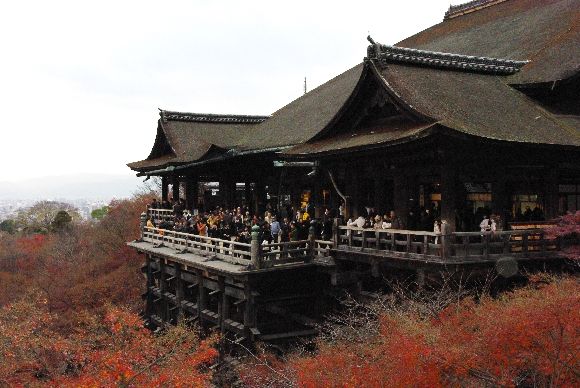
left=444, top=0, right=510, bottom=20
left=366, top=38, right=528, bottom=75
left=160, top=110, right=269, bottom=124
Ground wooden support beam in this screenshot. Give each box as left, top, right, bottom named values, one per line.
left=263, top=305, right=316, bottom=327
left=197, top=269, right=207, bottom=326
left=145, top=255, right=154, bottom=318
left=172, top=176, right=180, bottom=201
left=185, top=176, right=198, bottom=211
left=219, top=276, right=229, bottom=332
left=158, top=259, right=168, bottom=321
left=161, top=176, right=169, bottom=202
left=174, top=263, right=184, bottom=322
left=243, top=283, right=256, bottom=338
left=259, top=329, right=317, bottom=341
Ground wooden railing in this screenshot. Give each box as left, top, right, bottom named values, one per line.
left=314, top=240, right=334, bottom=259
left=143, top=227, right=253, bottom=266
left=140, top=219, right=333, bottom=270
left=336, top=226, right=562, bottom=263
left=260, top=240, right=311, bottom=268
left=337, top=226, right=444, bottom=260
left=448, top=230, right=559, bottom=261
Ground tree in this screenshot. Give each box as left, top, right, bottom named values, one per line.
left=285, top=277, right=579, bottom=387
left=90, top=206, right=109, bottom=220
left=16, top=201, right=80, bottom=234
left=547, top=210, right=580, bottom=264
left=0, top=219, right=16, bottom=234
left=51, top=210, right=73, bottom=232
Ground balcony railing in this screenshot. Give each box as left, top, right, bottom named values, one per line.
left=141, top=209, right=565, bottom=268
left=335, top=225, right=562, bottom=262
left=141, top=209, right=334, bottom=270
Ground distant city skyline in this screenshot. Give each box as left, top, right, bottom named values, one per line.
left=1, top=0, right=455, bottom=182
left=0, top=173, right=146, bottom=200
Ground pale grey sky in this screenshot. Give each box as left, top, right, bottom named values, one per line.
left=0, top=0, right=455, bottom=182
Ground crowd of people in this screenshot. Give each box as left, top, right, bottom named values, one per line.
left=146, top=198, right=325, bottom=244
left=146, top=197, right=512, bottom=245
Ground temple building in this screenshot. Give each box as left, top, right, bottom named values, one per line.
left=127, top=0, right=579, bottom=338
left=129, top=0, right=579, bottom=232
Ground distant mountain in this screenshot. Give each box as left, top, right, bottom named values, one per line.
left=0, top=173, right=148, bottom=200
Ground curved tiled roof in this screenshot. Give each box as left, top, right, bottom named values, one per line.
left=375, top=61, right=580, bottom=146
left=234, top=64, right=365, bottom=150
left=129, top=0, right=579, bottom=172
left=398, top=0, right=580, bottom=84
left=127, top=111, right=267, bottom=172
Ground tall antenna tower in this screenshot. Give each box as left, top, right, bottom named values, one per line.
left=304, top=77, right=307, bottom=94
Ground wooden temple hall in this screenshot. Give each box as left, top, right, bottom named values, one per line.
left=127, top=0, right=580, bottom=340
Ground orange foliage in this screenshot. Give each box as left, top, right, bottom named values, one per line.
left=0, top=294, right=217, bottom=387
left=289, top=278, right=580, bottom=387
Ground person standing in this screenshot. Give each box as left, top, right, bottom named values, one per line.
left=270, top=216, right=281, bottom=243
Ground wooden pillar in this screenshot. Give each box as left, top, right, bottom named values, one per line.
left=218, top=276, right=228, bottom=332
left=313, top=175, right=322, bottom=218
left=543, top=166, right=558, bottom=220
left=244, top=182, right=252, bottom=212
left=492, top=167, right=509, bottom=229
left=145, top=254, right=154, bottom=319
left=221, top=177, right=236, bottom=209
left=174, top=263, right=184, bottom=322
left=161, top=176, right=169, bottom=202
left=172, top=176, right=180, bottom=202
left=440, top=166, right=458, bottom=232
left=218, top=180, right=225, bottom=208
left=374, top=176, right=387, bottom=215
left=185, top=177, right=198, bottom=211
left=196, top=269, right=207, bottom=326
left=243, top=282, right=256, bottom=337
left=393, top=168, right=410, bottom=227
left=255, top=180, right=266, bottom=216
left=345, top=167, right=359, bottom=218
left=158, top=259, right=167, bottom=321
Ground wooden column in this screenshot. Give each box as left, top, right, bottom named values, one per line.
left=374, top=176, right=387, bottom=215
left=543, top=166, right=559, bottom=220
left=345, top=167, right=359, bottom=218
left=244, top=182, right=252, bottom=212
left=218, top=276, right=228, bottom=332
left=158, top=259, right=168, bottom=321
left=185, top=177, right=198, bottom=211
left=174, top=263, right=184, bottom=322
left=222, top=177, right=236, bottom=209
left=440, top=166, right=458, bottom=232
left=393, top=168, right=410, bottom=226
left=255, top=180, right=266, bottom=216
left=243, top=282, right=256, bottom=338
left=196, top=269, right=207, bottom=326
left=145, top=254, right=154, bottom=319
left=313, top=174, right=322, bottom=218
left=172, top=176, right=180, bottom=202
left=492, top=167, right=509, bottom=229
left=161, top=176, right=169, bottom=202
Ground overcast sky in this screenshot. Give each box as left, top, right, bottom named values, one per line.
left=1, top=0, right=455, bottom=182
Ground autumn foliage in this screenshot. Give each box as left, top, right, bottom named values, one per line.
left=287, top=277, right=579, bottom=387
left=0, top=194, right=218, bottom=386
left=0, top=294, right=217, bottom=387
left=0, top=196, right=578, bottom=386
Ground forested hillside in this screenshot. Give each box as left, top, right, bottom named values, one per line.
left=0, top=196, right=578, bottom=387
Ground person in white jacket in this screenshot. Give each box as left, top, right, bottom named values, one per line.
left=479, top=215, right=496, bottom=233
